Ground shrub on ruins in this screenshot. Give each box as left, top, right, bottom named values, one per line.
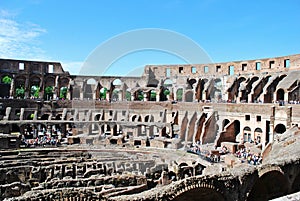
left=60, top=87, right=68, bottom=99
left=16, top=86, right=25, bottom=99
left=2, top=75, right=12, bottom=84
left=31, top=86, right=40, bottom=98
left=44, top=86, right=54, bottom=100
left=164, top=89, right=170, bottom=96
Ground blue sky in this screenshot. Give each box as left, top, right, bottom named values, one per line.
left=0, top=0, right=299, bottom=75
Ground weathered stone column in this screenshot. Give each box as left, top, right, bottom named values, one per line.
left=9, top=77, right=14, bottom=97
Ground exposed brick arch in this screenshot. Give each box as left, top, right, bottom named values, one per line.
left=173, top=187, right=225, bottom=201
left=248, top=170, right=288, bottom=201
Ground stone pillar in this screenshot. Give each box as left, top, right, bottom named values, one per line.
left=20, top=108, right=25, bottom=120
left=273, top=92, right=277, bottom=103
left=33, top=110, right=38, bottom=120
left=24, top=77, right=30, bottom=98
left=287, top=106, right=292, bottom=129
left=9, top=77, right=15, bottom=98
left=248, top=94, right=252, bottom=103
left=182, top=89, right=186, bottom=102
left=131, top=92, right=135, bottom=101
left=143, top=93, right=148, bottom=101
left=118, top=91, right=123, bottom=101
left=156, top=92, right=160, bottom=102
left=284, top=91, right=289, bottom=103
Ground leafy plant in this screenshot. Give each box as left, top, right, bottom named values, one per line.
left=2, top=76, right=12, bottom=84
left=31, top=86, right=40, bottom=98
left=163, top=89, right=170, bottom=96
left=16, top=86, right=25, bottom=99
left=60, top=87, right=68, bottom=99
left=44, top=86, right=53, bottom=100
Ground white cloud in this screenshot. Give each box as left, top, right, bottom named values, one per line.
left=0, top=9, right=47, bottom=60
left=61, top=61, right=83, bottom=75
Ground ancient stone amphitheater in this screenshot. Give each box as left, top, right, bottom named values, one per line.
left=0, top=54, right=299, bottom=200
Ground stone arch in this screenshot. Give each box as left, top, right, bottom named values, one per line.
left=112, top=88, right=120, bottom=101
left=276, top=88, right=285, bottom=101
left=173, top=187, right=225, bottom=201
left=100, top=87, right=108, bottom=100
left=247, top=170, right=289, bottom=201
left=84, top=78, right=97, bottom=99
left=212, top=78, right=222, bottom=101
left=29, top=75, right=41, bottom=98
left=163, top=79, right=173, bottom=88
left=134, top=89, right=144, bottom=101
left=148, top=89, right=156, bottom=101
left=131, top=115, right=142, bottom=122
left=187, top=78, right=197, bottom=89
left=94, top=114, right=102, bottom=121
left=44, top=76, right=55, bottom=100
left=0, top=74, right=12, bottom=98
left=185, top=90, right=193, bottom=102
left=274, top=124, right=286, bottom=134
left=112, top=78, right=122, bottom=86
left=254, top=127, right=263, bottom=143
left=243, top=126, right=251, bottom=142
left=144, top=115, right=154, bottom=122
left=161, top=127, right=170, bottom=138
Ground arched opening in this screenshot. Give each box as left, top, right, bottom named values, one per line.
left=159, top=87, right=169, bottom=101
left=274, top=124, right=286, bottom=134
left=149, top=90, right=156, bottom=101
left=11, top=124, right=20, bottom=133
left=222, top=119, right=230, bottom=130
left=163, top=79, right=173, bottom=88
left=14, top=76, right=26, bottom=99
left=112, top=89, right=120, bottom=102
left=243, top=126, right=252, bottom=142
left=254, top=128, right=263, bottom=144
left=276, top=88, right=285, bottom=101
left=135, top=89, right=144, bottom=101
left=212, top=78, right=222, bottom=101
left=112, top=78, right=122, bottom=86
left=59, top=87, right=68, bottom=99
left=161, top=127, right=170, bottom=138
left=41, top=114, right=50, bottom=120
left=30, top=76, right=41, bottom=98
left=125, top=89, right=131, bottom=101
left=187, top=78, right=197, bottom=89
left=176, top=88, right=183, bottom=102
left=44, top=77, right=55, bottom=100
left=55, top=114, right=62, bottom=120
left=145, top=115, right=153, bottom=122
left=0, top=75, right=12, bottom=98
left=185, top=91, right=193, bottom=102
left=100, top=87, right=108, bottom=100
left=173, top=187, right=225, bottom=201
left=84, top=78, right=97, bottom=99
left=247, top=170, right=288, bottom=201
left=94, top=114, right=101, bottom=121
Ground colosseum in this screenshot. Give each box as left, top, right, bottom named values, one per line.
left=0, top=54, right=299, bottom=201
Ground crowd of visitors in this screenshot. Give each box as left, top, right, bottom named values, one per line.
left=235, top=148, right=262, bottom=165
